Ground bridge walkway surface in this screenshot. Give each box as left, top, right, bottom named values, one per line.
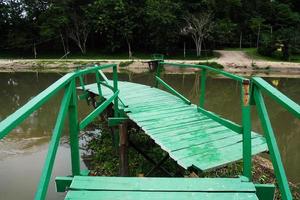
left=84, top=81, right=268, bottom=171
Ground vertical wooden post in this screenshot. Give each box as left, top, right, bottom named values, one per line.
left=68, top=80, right=81, bottom=176
left=241, top=80, right=252, bottom=180
left=254, top=86, right=292, bottom=200
left=119, top=122, right=128, bottom=176
left=155, top=62, right=162, bottom=88
left=199, top=68, right=207, bottom=108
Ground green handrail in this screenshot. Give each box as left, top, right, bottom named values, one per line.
left=157, top=62, right=252, bottom=179
left=155, top=76, right=191, bottom=105
left=252, top=77, right=298, bottom=200
left=0, top=64, right=119, bottom=200
left=252, top=77, right=300, bottom=119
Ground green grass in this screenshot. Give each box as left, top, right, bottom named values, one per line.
left=0, top=50, right=218, bottom=60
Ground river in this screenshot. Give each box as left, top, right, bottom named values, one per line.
left=0, top=72, right=299, bottom=199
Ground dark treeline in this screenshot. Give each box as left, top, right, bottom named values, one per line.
left=0, top=0, right=299, bottom=60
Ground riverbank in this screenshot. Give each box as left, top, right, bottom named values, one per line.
left=1, top=50, right=300, bottom=77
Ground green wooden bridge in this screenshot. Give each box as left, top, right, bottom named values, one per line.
left=0, top=62, right=299, bottom=200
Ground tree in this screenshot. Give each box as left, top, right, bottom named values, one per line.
left=92, top=0, right=139, bottom=58
left=144, top=0, right=182, bottom=53
left=249, top=17, right=265, bottom=48
left=39, top=2, right=70, bottom=55
left=67, top=11, right=91, bottom=54
left=182, top=12, right=214, bottom=56
left=213, top=18, right=237, bottom=47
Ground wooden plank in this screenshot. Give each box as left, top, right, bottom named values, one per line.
left=139, top=114, right=207, bottom=130
left=141, top=119, right=213, bottom=135
left=161, top=130, right=234, bottom=152
left=178, top=137, right=267, bottom=170
left=65, top=191, right=258, bottom=200
left=139, top=114, right=207, bottom=129
left=147, top=119, right=216, bottom=136
left=83, top=81, right=268, bottom=172
left=69, top=176, right=255, bottom=192
left=170, top=134, right=256, bottom=160
left=130, top=109, right=198, bottom=123
left=129, top=106, right=195, bottom=119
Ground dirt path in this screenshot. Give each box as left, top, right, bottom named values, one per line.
left=214, top=50, right=300, bottom=71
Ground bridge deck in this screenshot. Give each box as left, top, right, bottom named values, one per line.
left=84, top=81, right=268, bottom=171
left=65, top=176, right=259, bottom=200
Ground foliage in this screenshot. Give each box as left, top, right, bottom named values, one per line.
left=84, top=122, right=185, bottom=177
left=198, top=61, right=224, bottom=69
left=0, top=0, right=300, bottom=60
left=257, top=33, right=277, bottom=57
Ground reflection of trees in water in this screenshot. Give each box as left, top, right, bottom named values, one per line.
left=189, top=73, right=199, bottom=101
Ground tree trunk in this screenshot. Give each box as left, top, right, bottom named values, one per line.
left=183, top=42, right=186, bottom=58
left=126, top=37, right=132, bottom=59
left=256, top=25, right=261, bottom=48
left=282, top=41, right=290, bottom=61
left=199, top=40, right=202, bottom=56
left=33, top=42, right=37, bottom=59
left=60, top=32, right=67, bottom=55
left=239, top=32, right=243, bottom=49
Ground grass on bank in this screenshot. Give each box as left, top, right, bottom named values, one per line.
left=0, top=50, right=218, bottom=60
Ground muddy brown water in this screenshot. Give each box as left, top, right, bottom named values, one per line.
left=0, top=72, right=299, bottom=199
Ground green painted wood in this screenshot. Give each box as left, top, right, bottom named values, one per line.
left=170, top=134, right=261, bottom=160
left=84, top=81, right=268, bottom=171
left=68, top=81, right=81, bottom=176
left=252, top=77, right=300, bottom=118
left=65, top=191, right=258, bottom=200
left=160, top=62, right=247, bottom=83
left=34, top=83, right=73, bottom=200
left=178, top=138, right=267, bottom=170
left=69, top=176, right=255, bottom=192
left=241, top=81, right=252, bottom=180
left=199, top=68, right=207, bottom=108
left=253, top=86, right=292, bottom=200
left=255, top=184, right=275, bottom=200
left=55, top=176, right=73, bottom=192
left=79, top=91, right=119, bottom=130
left=156, top=76, right=191, bottom=104
left=198, top=107, right=242, bottom=134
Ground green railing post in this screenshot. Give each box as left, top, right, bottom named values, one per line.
left=112, top=64, right=120, bottom=147
left=241, top=80, right=252, bottom=180
left=68, top=80, right=81, bottom=176
left=199, top=68, right=207, bottom=108
left=34, top=83, right=73, bottom=200
left=113, top=64, right=119, bottom=116
left=95, top=70, right=103, bottom=98
left=253, top=86, right=292, bottom=200
left=155, top=62, right=162, bottom=88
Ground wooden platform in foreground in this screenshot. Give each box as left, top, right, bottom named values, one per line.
left=84, top=81, right=268, bottom=171
left=64, top=176, right=259, bottom=200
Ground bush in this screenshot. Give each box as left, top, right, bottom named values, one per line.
left=257, top=33, right=277, bottom=57
left=198, top=61, right=224, bottom=69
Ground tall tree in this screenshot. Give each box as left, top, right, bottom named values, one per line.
left=182, top=12, right=214, bottom=56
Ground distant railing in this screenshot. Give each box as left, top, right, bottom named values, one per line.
left=0, top=64, right=119, bottom=200
left=157, top=62, right=252, bottom=180
left=157, top=62, right=297, bottom=200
